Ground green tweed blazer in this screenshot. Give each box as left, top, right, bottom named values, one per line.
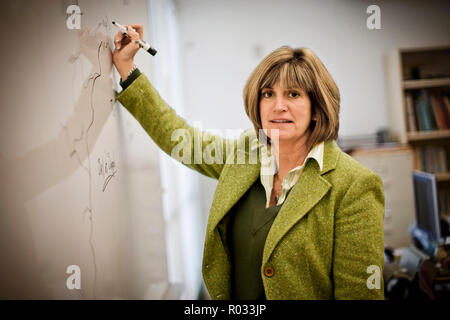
left=118, top=74, right=385, bottom=300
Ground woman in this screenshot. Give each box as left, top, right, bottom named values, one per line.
left=113, top=25, right=385, bottom=300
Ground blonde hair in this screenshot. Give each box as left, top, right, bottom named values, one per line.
left=243, top=46, right=340, bottom=151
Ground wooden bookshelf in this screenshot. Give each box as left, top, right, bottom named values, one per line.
left=435, top=172, right=450, bottom=182
left=386, top=45, right=450, bottom=217
left=407, top=129, right=450, bottom=142
left=403, top=77, right=450, bottom=89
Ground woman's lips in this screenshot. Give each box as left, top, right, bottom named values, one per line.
left=270, top=120, right=293, bottom=124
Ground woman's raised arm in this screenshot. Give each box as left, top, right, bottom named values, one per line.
left=113, top=24, right=245, bottom=179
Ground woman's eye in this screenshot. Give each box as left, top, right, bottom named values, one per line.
left=289, top=91, right=299, bottom=98
left=262, top=91, right=272, bottom=98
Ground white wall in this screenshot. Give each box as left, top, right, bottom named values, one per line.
left=168, top=0, right=450, bottom=293
left=148, top=0, right=204, bottom=299
left=175, top=0, right=450, bottom=138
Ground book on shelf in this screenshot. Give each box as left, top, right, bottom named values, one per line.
left=406, top=90, right=450, bottom=133
left=405, top=92, right=417, bottom=131
left=431, top=94, right=449, bottom=130
left=438, top=188, right=450, bottom=217
left=414, top=145, right=449, bottom=173
left=442, top=95, right=450, bottom=128
left=415, top=90, right=433, bottom=130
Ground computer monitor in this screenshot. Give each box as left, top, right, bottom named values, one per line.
left=412, top=171, right=441, bottom=242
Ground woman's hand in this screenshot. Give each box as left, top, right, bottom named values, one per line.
left=112, top=24, right=143, bottom=80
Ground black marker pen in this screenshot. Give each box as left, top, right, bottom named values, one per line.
left=112, top=21, right=157, bottom=56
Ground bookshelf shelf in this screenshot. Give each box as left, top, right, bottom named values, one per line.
left=435, top=172, right=450, bottom=182
left=403, top=77, right=450, bottom=89
left=407, top=130, right=450, bottom=142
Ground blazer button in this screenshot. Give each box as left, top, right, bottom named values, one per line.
left=264, top=266, right=274, bottom=277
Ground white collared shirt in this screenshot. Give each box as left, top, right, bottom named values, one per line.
left=252, top=140, right=324, bottom=208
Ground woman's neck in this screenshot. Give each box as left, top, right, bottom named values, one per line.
left=271, top=137, right=309, bottom=179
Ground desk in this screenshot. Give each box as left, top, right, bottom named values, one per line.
left=384, top=245, right=450, bottom=300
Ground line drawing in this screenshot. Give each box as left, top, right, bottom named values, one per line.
left=84, top=40, right=104, bottom=299
left=102, top=171, right=117, bottom=192
left=98, top=151, right=117, bottom=192
left=64, top=33, right=112, bottom=298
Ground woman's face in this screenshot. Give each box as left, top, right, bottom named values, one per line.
left=259, top=81, right=312, bottom=145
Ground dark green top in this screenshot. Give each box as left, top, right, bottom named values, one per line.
left=227, top=179, right=291, bottom=300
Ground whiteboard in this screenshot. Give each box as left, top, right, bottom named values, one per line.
left=0, top=0, right=169, bottom=299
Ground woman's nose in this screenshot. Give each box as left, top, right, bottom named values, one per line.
left=274, top=97, right=288, bottom=112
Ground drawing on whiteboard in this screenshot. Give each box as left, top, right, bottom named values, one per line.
left=64, top=29, right=115, bottom=298
left=98, top=151, right=117, bottom=192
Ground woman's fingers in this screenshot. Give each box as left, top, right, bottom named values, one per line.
left=114, top=31, right=124, bottom=50
left=126, top=25, right=140, bottom=41
left=111, top=23, right=143, bottom=80
left=129, top=24, right=144, bottom=39
left=114, top=24, right=143, bottom=50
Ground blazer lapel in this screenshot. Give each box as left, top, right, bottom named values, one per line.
left=207, top=159, right=261, bottom=234
left=262, top=140, right=340, bottom=266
